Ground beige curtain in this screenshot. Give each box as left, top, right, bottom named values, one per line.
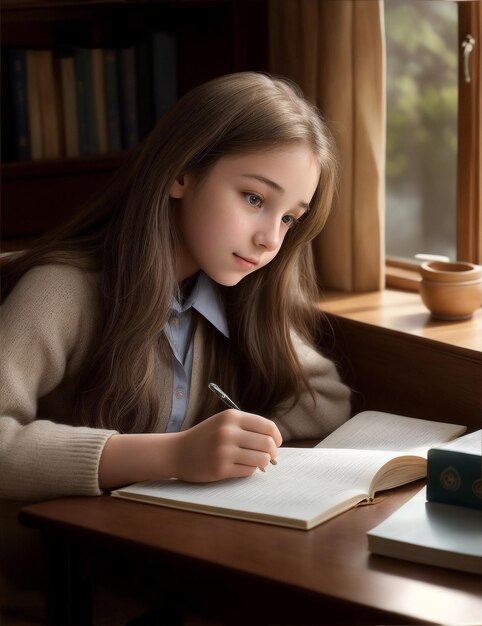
left=269, top=0, right=386, bottom=291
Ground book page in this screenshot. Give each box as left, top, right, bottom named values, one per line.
left=316, top=411, right=465, bottom=452
left=112, top=413, right=466, bottom=529
left=429, top=429, right=481, bottom=454
left=113, top=447, right=401, bottom=526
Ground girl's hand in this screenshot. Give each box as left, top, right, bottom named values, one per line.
left=175, top=410, right=282, bottom=482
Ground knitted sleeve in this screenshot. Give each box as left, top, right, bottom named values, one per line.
left=269, top=334, right=352, bottom=442
left=0, top=265, right=117, bottom=500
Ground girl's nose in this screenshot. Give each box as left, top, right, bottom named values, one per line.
left=253, top=218, right=281, bottom=251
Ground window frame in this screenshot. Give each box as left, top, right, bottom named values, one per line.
left=457, top=0, right=481, bottom=264
left=385, top=0, right=481, bottom=291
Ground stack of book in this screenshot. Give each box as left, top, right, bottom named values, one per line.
left=367, top=430, right=482, bottom=574
left=2, top=32, right=177, bottom=162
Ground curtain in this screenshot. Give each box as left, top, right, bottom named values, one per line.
left=269, top=0, right=386, bottom=292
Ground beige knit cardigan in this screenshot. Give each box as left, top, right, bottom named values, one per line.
left=0, top=264, right=351, bottom=502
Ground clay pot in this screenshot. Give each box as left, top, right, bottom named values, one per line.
left=419, top=261, right=482, bottom=320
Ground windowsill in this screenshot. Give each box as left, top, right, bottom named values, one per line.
left=318, top=288, right=482, bottom=355
left=385, top=264, right=420, bottom=291
left=317, top=288, right=480, bottom=430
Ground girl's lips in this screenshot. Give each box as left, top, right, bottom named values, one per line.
left=233, top=253, right=258, bottom=269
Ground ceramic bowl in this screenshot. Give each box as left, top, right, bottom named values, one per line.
left=419, top=261, right=482, bottom=320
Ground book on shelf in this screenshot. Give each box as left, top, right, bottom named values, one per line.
left=136, top=37, right=156, bottom=138
left=152, top=31, right=178, bottom=121
left=1, top=52, right=15, bottom=162
left=91, top=48, right=109, bottom=154
left=367, top=487, right=482, bottom=575
left=26, top=50, right=43, bottom=159
left=74, top=47, right=99, bottom=155
left=112, top=411, right=466, bottom=530
left=427, top=430, right=481, bottom=510
left=33, top=49, right=63, bottom=159
left=118, top=46, right=140, bottom=149
left=6, top=48, right=30, bottom=160
left=58, top=47, right=79, bottom=158
left=103, top=48, right=122, bottom=152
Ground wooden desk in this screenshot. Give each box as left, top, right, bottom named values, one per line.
left=20, top=482, right=482, bottom=626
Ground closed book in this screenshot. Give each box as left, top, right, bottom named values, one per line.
left=34, top=49, right=62, bottom=159
left=74, top=47, right=98, bottom=155
left=58, top=48, right=79, bottom=157
left=91, top=48, right=108, bottom=153
left=152, top=31, right=177, bottom=121
left=118, top=46, right=139, bottom=149
left=6, top=48, right=30, bottom=160
left=136, top=37, right=155, bottom=138
left=1, top=52, right=16, bottom=161
left=103, top=49, right=122, bottom=152
left=26, top=50, right=43, bottom=159
left=427, top=430, right=482, bottom=510
left=367, top=488, right=482, bottom=575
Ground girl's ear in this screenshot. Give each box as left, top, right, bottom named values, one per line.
left=169, top=175, right=188, bottom=199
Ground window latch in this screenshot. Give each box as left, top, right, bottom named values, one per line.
left=462, top=34, right=475, bottom=83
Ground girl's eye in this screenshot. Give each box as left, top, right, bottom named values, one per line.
left=281, top=214, right=299, bottom=228
left=245, top=193, right=263, bottom=207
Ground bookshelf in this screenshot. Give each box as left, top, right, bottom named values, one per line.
left=1, top=0, right=269, bottom=249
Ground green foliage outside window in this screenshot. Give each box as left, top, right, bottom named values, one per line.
left=385, top=0, right=457, bottom=259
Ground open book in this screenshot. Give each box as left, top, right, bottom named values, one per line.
left=111, top=411, right=466, bottom=530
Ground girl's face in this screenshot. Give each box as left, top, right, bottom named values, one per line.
left=170, top=143, right=320, bottom=286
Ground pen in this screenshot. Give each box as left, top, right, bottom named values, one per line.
left=208, top=382, right=278, bottom=467
left=208, top=382, right=241, bottom=410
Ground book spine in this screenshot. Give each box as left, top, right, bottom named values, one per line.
left=136, top=38, right=155, bottom=138
left=6, top=48, right=31, bottom=160
left=427, top=448, right=482, bottom=510
left=91, top=48, right=108, bottom=154
left=1, top=52, right=16, bottom=162
left=26, top=50, right=43, bottom=159
left=152, top=31, right=177, bottom=121
left=74, top=47, right=99, bottom=155
left=59, top=51, right=80, bottom=157
left=118, top=46, right=139, bottom=149
left=35, top=49, right=62, bottom=159
left=103, top=49, right=122, bottom=152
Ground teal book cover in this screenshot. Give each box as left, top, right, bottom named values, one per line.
left=136, top=38, right=155, bottom=139
left=118, top=46, right=139, bottom=149
left=74, top=47, right=99, bottom=155
left=6, top=48, right=30, bottom=160
left=367, top=487, right=482, bottom=575
left=103, top=48, right=122, bottom=152
left=152, top=31, right=177, bottom=121
left=427, top=430, right=481, bottom=510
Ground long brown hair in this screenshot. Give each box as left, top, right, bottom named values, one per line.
left=1, top=72, right=338, bottom=432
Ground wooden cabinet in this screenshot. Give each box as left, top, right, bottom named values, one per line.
left=1, top=0, right=269, bottom=249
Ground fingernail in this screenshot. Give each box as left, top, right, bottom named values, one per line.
left=258, top=466, right=266, bottom=473
left=270, top=458, right=278, bottom=465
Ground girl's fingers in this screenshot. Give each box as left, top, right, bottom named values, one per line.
left=235, top=429, right=279, bottom=462
left=236, top=412, right=283, bottom=448
left=233, top=448, right=272, bottom=472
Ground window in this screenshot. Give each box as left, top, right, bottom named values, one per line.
left=385, top=0, right=458, bottom=262
left=384, top=0, right=481, bottom=288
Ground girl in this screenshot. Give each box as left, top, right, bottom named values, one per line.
left=0, top=72, right=351, bottom=503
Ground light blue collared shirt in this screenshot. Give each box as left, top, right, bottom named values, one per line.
left=164, top=272, right=229, bottom=432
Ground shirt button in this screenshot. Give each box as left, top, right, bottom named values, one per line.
left=175, top=389, right=184, bottom=400
left=171, top=316, right=179, bottom=326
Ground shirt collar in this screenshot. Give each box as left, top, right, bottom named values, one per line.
left=172, top=272, right=229, bottom=338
